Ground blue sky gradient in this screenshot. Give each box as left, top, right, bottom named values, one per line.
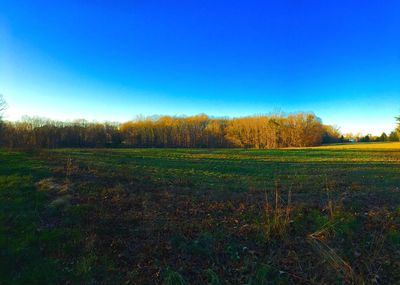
left=0, top=1, right=399, bottom=134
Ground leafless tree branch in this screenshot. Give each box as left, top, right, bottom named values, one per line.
left=0, top=95, right=7, bottom=115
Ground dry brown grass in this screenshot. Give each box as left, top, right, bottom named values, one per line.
left=285, top=142, right=400, bottom=150
left=263, top=181, right=292, bottom=240
left=314, top=142, right=400, bottom=150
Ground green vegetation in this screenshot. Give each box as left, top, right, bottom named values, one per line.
left=1, top=143, right=400, bottom=284
left=0, top=152, right=80, bottom=284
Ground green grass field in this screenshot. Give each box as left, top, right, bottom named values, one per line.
left=1, top=143, right=400, bottom=284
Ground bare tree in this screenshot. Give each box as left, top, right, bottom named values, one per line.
left=396, top=115, right=400, bottom=135
left=0, top=110, right=341, bottom=149
left=0, top=95, right=7, bottom=146
left=0, top=95, right=7, bottom=119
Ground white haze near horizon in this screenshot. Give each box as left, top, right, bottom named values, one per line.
left=4, top=99, right=397, bottom=137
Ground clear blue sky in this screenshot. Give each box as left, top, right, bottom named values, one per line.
left=0, top=1, right=399, bottom=135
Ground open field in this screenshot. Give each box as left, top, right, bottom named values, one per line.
left=310, top=142, right=400, bottom=149
left=1, top=143, right=400, bottom=284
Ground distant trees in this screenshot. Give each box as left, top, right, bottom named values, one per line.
left=341, top=132, right=398, bottom=143
left=389, top=131, right=399, bottom=142
left=121, top=113, right=328, bottom=148
left=0, top=95, right=8, bottom=144
left=359, top=134, right=371, bottom=143
left=379, top=132, right=388, bottom=142
left=120, top=114, right=226, bottom=148
left=0, top=112, right=341, bottom=149
left=322, top=125, right=343, bottom=144
left=223, top=113, right=326, bottom=148
left=0, top=118, right=122, bottom=148
left=2, top=97, right=398, bottom=149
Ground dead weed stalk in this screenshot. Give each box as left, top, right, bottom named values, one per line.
left=263, top=180, right=292, bottom=240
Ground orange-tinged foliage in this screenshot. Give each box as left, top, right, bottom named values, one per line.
left=1, top=112, right=341, bottom=149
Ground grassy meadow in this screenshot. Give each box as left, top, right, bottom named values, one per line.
left=1, top=143, right=400, bottom=284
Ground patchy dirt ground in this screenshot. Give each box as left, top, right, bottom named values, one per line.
left=2, top=146, right=400, bottom=284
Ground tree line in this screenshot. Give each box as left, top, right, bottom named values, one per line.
left=0, top=113, right=343, bottom=149
left=120, top=113, right=342, bottom=148
left=348, top=132, right=400, bottom=143
left=1, top=95, right=399, bottom=149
